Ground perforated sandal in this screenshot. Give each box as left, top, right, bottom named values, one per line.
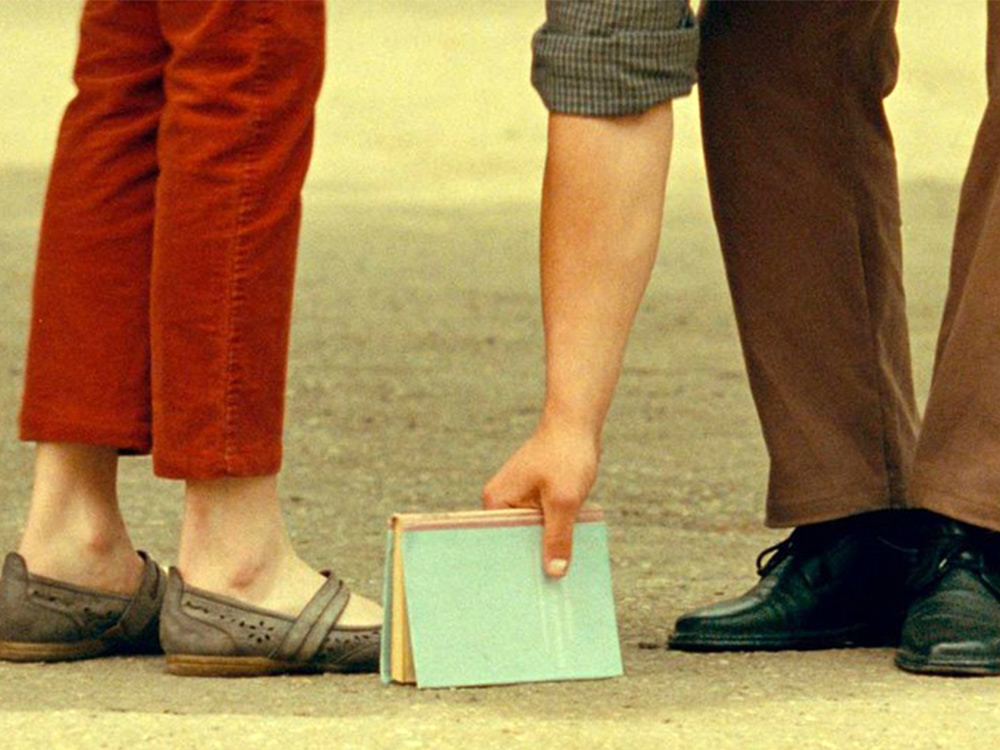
left=160, top=567, right=380, bottom=677
left=0, top=551, right=166, bottom=662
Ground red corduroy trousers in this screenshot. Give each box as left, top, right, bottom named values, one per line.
left=19, top=0, right=326, bottom=478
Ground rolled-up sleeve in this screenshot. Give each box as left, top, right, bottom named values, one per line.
left=531, top=0, right=699, bottom=116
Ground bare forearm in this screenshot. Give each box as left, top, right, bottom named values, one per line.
left=539, top=101, right=674, bottom=442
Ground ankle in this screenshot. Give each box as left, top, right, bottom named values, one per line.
left=17, top=527, right=142, bottom=595
left=179, top=474, right=294, bottom=595
left=178, top=540, right=288, bottom=599
left=179, top=545, right=328, bottom=618
left=20, top=512, right=129, bottom=552
left=17, top=443, right=141, bottom=593
left=24, top=443, right=123, bottom=544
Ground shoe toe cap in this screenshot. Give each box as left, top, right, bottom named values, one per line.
left=898, top=568, right=1000, bottom=672
left=674, top=595, right=768, bottom=631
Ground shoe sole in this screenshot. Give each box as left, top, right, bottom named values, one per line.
left=668, top=625, right=898, bottom=652
left=166, top=654, right=319, bottom=677
left=166, top=654, right=374, bottom=678
left=895, top=649, right=1000, bottom=677
left=0, top=639, right=111, bottom=662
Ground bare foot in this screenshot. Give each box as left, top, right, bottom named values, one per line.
left=241, top=555, right=382, bottom=625
left=182, top=550, right=381, bottom=625
left=338, top=592, right=383, bottom=628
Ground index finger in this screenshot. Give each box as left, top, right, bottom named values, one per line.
left=541, top=493, right=580, bottom=579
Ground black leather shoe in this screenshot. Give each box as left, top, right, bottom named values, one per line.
left=895, top=520, right=1000, bottom=676
left=668, top=514, right=917, bottom=651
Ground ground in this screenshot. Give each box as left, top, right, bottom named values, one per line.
left=1, top=2, right=998, bottom=749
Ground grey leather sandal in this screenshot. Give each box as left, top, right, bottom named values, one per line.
left=0, top=551, right=166, bottom=662
left=160, top=568, right=380, bottom=677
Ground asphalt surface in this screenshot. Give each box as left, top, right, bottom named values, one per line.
left=2, top=2, right=1000, bottom=749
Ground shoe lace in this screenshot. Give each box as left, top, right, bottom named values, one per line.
left=932, top=539, right=988, bottom=576
left=910, top=532, right=999, bottom=595
left=755, top=534, right=798, bottom=577
left=755, top=526, right=837, bottom=578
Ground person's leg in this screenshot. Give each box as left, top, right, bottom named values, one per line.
left=700, top=0, right=917, bottom=527
left=17, top=445, right=139, bottom=594
left=16, top=0, right=168, bottom=593
left=152, top=0, right=376, bottom=624
left=670, top=0, right=920, bottom=651
left=151, top=0, right=324, bottom=481
left=910, top=3, right=1000, bottom=530
left=895, top=1, right=1000, bottom=676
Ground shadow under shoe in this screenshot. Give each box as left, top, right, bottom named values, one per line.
left=0, top=551, right=166, bottom=662
left=668, top=515, right=918, bottom=651
left=896, top=521, right=1000, bottom=676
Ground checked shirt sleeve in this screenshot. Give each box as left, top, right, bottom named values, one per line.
left=531, top=0, right=699, bottom=116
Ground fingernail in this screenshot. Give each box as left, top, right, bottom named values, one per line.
left=547, top=559, right=568, bottom=577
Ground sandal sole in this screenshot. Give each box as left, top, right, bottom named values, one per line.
left=166, top=654, right=325, bottom=677
left=0, top=639, right=111, bottom=662
left=166, top=653, right=378, bottom=677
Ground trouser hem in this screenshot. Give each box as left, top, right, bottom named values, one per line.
left=908, top=478, right=1000, bottom=534
left=19, top=414, right=151, bottom=455
left=152, top=447, right=282, bottom=480
left=766, top=483, right=900, bottom=528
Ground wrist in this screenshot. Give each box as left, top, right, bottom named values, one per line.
left=538, top=407, right=603, bottom=451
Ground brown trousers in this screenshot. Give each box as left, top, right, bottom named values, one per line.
left=700, top=1, right=1000, bottom=531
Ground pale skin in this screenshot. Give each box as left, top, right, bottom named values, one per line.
left=483, top=101, right=675, bottom=578
left=18, top=443, right=382, bottom=625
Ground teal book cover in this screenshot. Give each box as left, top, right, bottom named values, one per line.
left=381, top=508, right=623, bottom=689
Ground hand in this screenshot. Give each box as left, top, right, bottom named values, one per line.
left=482, top=423, right=600, bottom=579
